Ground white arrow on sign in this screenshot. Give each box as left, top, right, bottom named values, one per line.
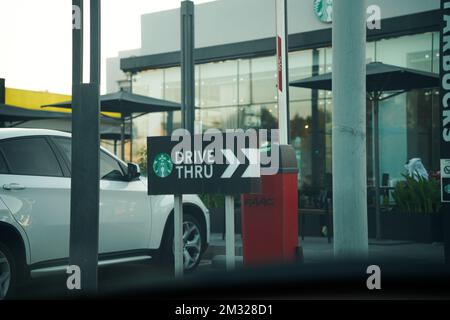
left=221, top=149, right=240, bottom=178
left=221, top=149, right=260, bottom=179
left=242, top=149, right=260, bottom=178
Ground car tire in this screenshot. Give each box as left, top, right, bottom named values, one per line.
left=160, top=213, right=204, bottom=273
left=0, top=242, right=16, bottom=300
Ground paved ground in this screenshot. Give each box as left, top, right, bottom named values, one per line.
left=206, top=233, right=445, bottom=265
left=15, top=233, right=445, bottom=299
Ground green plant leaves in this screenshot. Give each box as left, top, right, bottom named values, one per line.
left=392, top=171, right=441, bottom=214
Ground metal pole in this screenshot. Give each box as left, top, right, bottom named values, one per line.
left=181, top=0, right=195, bottom=134
left=373, top=98, right=382, bottom=239
left=332, top=0, right=368, bottom=260
left=174, top=195, right=184, bottom=277
left=174, top=0, right=196, bottom=277
left=71, top=0, right=83, bottom=86
left=167, top=112, right=174, bottom=135
left=225, top=195, right=236, bottom=270
left=69, top=0, right=101, bottom=294
left=129, top=116, right=133, bottom=162
left=90, top=0, right=100, bottom=86
left=120, top=115, right=125, bottom=160
left=275, top=0, right=290, bottom=145
left=311, top=50, right=321, bottom=189
left=129, top=74, right=133, bottom=162
left=0, top=78, right=5, bottom=127
left=0, top=78, right=5, bottom=104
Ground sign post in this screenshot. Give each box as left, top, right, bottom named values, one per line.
left=173, top=194, right=184, bottom=277
left=148, top=132, right=261, bottom=272
left=225, top=195, right=236, bottom=270
left=176, top=0, right=196, bottom=277
left=440, top=0, right=450, bottom=264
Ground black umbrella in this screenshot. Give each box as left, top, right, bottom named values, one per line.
left=0, top=103, right=69, bottom=124
left=100, top=124, right=131, bottom=156
left=43, top=90, right=181, bottom=161
left=290, top=62, right=439, bottom=239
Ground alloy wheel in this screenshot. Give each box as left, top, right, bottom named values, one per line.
left=0, top=249, right=11, bottom=300
left=173, top=220, right=202, bottom=271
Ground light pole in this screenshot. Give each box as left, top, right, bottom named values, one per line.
left=69, top=0, right=101, bottom=294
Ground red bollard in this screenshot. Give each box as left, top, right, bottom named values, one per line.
left=241, top=145, right=300, bottom=266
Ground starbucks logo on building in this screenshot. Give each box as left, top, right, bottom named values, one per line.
left=153, top=153, right=173, bottom=178
left=314, top=0, right=333, bottom=23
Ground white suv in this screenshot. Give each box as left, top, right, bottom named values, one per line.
left=0, top=128, right=210, bottom=299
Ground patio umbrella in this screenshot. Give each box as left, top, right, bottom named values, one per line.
left=100, top=122, right=131, bottom=156
left=290, top=62, right=439, bottom=239
left=43, top=90, right=181, bottom=161
left=0, top=103, right=69, bottom=124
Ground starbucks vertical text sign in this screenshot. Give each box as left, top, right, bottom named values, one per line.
left=441, top=0, right=450, bottom=203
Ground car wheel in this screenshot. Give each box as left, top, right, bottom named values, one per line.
left=161, top=213, right=204, bottom=272
left=0, top=242, right=15, bottom=300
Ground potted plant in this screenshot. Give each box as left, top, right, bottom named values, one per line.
left=383, top=172, right=442, bottom=243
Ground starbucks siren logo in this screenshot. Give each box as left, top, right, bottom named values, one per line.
left=445, top=184, right=450, bottom=195
left=314, top=0, right=333, bottom=23
left=153, top=153, right=173, bottom=178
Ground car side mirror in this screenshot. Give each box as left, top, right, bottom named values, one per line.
left=127, top=163, right=141, bottom=181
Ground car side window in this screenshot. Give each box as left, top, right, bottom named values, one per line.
left=52, top=136, right=72, bottom=162
left=100, top=152, right=125, bottom=181
left=52, top=137, right=125, bottom=181
left=0, top=137, right=63, bottom=177
left=0, top=152, right=9, bottom=174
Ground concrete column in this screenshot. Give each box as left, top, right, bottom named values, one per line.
left=332, top=0, right=369, bottom=259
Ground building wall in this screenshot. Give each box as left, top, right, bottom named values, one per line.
left=139, top=0, right=439, bottom=56
left=5, top=88, right=71, bottom=113
left=106, top=48, right=141, bottom=93
left=106, top=0, right=440, bottom=188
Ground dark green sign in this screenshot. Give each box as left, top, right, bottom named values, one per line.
left=147, top=133, right=262, bottom=195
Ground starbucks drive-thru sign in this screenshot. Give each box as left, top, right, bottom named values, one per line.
left=147, top=130, right=266, bottom=195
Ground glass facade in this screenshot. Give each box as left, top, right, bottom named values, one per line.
left=132, top=32, right=440, bottom=194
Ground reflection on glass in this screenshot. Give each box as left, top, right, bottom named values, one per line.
left=238, top=104, right=279, bottom=130
left=129, top=32, right=439, bottom=195
left=376, top=32, right=433, bottom=72
left=200, top=107, right=238, bottom=131
left=200, top=60, right=238, bottom=108
left=251, top=56, right=277, bottom=104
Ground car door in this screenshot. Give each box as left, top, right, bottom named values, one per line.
left=51, top=137, right=151, bottom=254
left=0, top=136, right=71, bottom=264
